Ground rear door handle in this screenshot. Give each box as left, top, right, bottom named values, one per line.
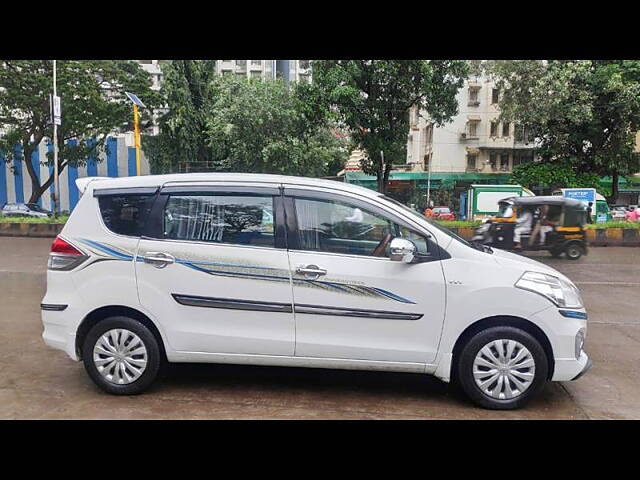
left=296, top=264, right=327, bottom=279
left=143, top=252, right=175, bottom=269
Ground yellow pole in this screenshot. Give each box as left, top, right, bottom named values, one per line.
left=133, top=104, right=141, bottom=175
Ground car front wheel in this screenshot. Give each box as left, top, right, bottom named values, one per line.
left=82, top=316, right=162, bottom=395
left=457, top=326, right=548, bottom=409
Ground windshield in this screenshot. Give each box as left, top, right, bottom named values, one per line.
left=379, top=195, right=474, bottom=248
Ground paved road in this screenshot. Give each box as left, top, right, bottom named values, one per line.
left=1, top=237, right=638, bottom=419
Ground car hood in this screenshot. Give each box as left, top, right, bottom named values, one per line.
left=490, top=247, right=573, bottom=283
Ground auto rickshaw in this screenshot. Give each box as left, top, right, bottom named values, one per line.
left=472, top=196, right=588, bottom=260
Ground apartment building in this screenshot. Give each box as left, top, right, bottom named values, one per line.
left=406, top=73, right=537, bottom=176
left=216, top=60, right=311, bottom=83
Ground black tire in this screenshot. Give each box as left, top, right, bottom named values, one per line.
left=549, top=248, right=564, bottom=258
left=456, top=326, right=549, bottom=410
left=82, top=316, right=162, bottom=395
left=565, top=243, right=583, bottom=260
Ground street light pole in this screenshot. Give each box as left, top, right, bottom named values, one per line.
left=125, top=92, right=146, bottom=176
left=52, top=60, right=59, bottom=217
left=133, top=104, right=141, bottom=175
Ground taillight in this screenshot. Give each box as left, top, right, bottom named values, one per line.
left=48, top=236, right=88, bottom=271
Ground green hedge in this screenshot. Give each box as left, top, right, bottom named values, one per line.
left=585, top=221, right=640, bottom=229
left=0, top=215, right=69, bottom=224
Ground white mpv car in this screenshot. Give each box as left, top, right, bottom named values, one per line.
left=41, top=173, right=591, bottom=409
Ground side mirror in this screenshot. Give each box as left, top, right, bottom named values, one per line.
left=389, top=237, right=417, bottom=263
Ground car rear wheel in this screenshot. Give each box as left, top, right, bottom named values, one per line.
left=457, top=326, right=548, bottom=410
left=82, top=316, right=162, bottom=395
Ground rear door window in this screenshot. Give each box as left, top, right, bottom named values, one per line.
left=98, top=194, right=156, bottom=236
left=163, top=194, right=276, bottom=248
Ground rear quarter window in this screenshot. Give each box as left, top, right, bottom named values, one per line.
left=98, top=194, right=155, bottom=236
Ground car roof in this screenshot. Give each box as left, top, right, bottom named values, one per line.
left=84, top=173, right=381, bottom=200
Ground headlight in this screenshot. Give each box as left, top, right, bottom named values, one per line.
left=515, top=271, right=583, bottom=308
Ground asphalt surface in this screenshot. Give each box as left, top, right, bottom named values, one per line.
left=1, top=237, right=639, bottom=419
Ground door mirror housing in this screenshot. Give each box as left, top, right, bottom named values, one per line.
left=389, top=237, right=417, bottom=263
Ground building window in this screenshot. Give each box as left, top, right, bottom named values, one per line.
left=502, top=122, right=510, bottom=137
left=467, top=153, right=478, bottom=170
left=222, top=70, right=232, bottom=76
left=492, top=88, right=499, bottom=104
left=489, top=153, right=498, bottom=170
left=236, top=60, right=246, bottom=67
left=490, top=121, right=498, bottom=137
left=468, top=120, right=479, bottom=138
left=424, top=154, right=431, bottom=169
left=251, top=60, right=262, bottom=66
left=468, top=87, right=480, bottom=106
left=500, top=153, right=510, bottom=171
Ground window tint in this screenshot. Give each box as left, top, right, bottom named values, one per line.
left=98, top=194, right=155, bottom=236
left=295, top=197, right=409, bottom=257
left=164, top=194, right=275, bottom=248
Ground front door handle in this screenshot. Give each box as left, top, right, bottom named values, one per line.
left=143, top=252, right=175, bottom=269
left=296, top=264, right=327, bottom=279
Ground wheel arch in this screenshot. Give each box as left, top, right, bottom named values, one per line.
left=75, top=305, right=167, bottom=362
left=450, top=315, right=555, bottom=381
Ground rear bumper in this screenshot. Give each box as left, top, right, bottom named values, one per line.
left=42, top=307, right=80, bottom=361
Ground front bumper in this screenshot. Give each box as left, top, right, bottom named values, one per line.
left=530, top=306, right=590, bottom=381
left=571, top=357, right=593, bottom=381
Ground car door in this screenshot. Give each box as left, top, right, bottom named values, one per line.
left=284, top=187, right=447, bottom=365
left=136, top=183, right=295, bottom=356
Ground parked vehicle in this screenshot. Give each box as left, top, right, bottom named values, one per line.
left=431, top=206, right=455, bottom=221
left=473, top=196, right=589, bottom=260
left=41, top=173, right=591, bottom=409
left=465, top=184, right=535, bottom=221
left=551, top=188, right=611, bottom=223
left=610, top=206, right=628, bottom=221
left=1, top=202, right=52, bottom=218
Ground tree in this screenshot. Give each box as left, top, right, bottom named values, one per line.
left=142, top=60, right=226, bottom=174
left=491, top=60, right=640, bottom=202
left=311, top=60, right=469, bottom=193
left=0, top=60, right=160, bottom=204
left=205, top=75, right=349, bottom=176
left=509, top=158, right=603, bottom=194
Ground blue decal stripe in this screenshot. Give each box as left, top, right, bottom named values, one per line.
left=84, top=239, right=415, bottom=304
left=80, top=239, right=134, bottom=260
left=175, top=259, right=282, bottom=271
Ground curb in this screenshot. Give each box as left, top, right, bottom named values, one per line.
left=0, top=223, right=64, bottom=238
left=449, top=227, right=640, bottom=247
